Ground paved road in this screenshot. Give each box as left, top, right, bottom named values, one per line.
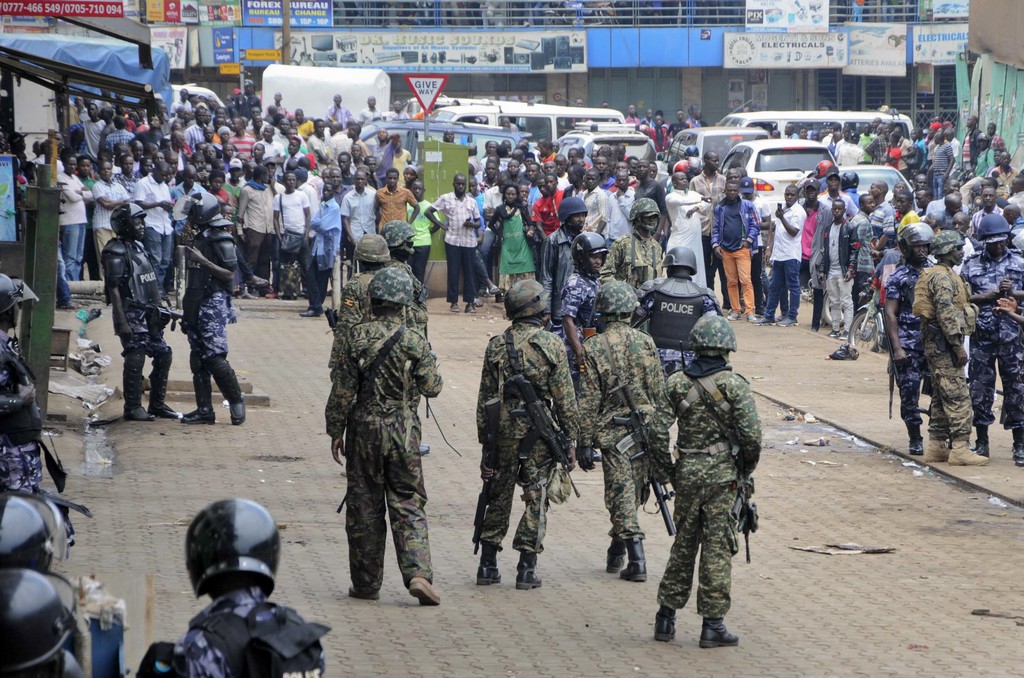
left=52, top=300, right=1024, bottom=676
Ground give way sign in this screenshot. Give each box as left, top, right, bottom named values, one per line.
left=404, top=75, right=449, bottom=116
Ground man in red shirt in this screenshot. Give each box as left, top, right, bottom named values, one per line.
left=532, top=172, right=564, bottom=237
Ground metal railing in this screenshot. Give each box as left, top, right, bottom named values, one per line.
left=330, top=1, right=961, bottom=29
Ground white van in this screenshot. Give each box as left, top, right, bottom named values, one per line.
left=261, top=64, right=390, bottom=124
left=432, top=101, right=624, bottom=142
left=717, top=110, right=913, bottom=142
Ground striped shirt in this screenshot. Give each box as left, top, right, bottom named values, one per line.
left=931, top=142, right=954, bottom=177
left=432, top=192, right=481, bottom=248
left=91, top=179, right=130, bottom=232
left=229, top=132, right=256, bottom=160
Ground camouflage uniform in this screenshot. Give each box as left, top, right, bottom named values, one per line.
left=601, top=233, right=663, bottom=290
left=325, top=270, right=443, bottom=595
left=650, top=319, right=762, bottom=621
left=475, top=322, right=581, bottom=554
left=884, top=262, right=931, bottom=426
left=383, top=259, right=429, bottom=335
left=554, top=271, right=600, bottom=386
left=960, top=248, right=1024, bottom=429
left=328, top=270, right=378, bottom=371
left=578, top=321, right=668, bottom=541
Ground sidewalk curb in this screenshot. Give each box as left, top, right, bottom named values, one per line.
left=752, top=388, right=1024, bottom=511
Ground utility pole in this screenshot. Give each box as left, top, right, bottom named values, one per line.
left=281, top=0, right=290, bottom=65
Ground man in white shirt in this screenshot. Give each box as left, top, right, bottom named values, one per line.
left=256, top=124, right=284, bottom=162
left=340, top=170, right=377, bottom=248
left=756, top=184, right=805, bottom=327
left=835, top=128, right=866, bottom=167
left=359, top=97, right=383, bottom=125
left=606, top=169, right=634, bottom=243
left=133, top=161, right=176, bottom=288
left=58, top=151, right=92, bottom=281
left=582, top=168, right=609, bottom=236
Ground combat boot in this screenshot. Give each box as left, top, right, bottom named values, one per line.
left=1013, top=429, right=1024, bottom=467
left=974, top=425, right=990, bottom=457
left=515, top=551, right=542, bottom=590
left=922, top=436, right=949, bottom=464
left=147, top=354, right=180, bottom=419
left=182, top=352, right=216, bottom=425
left=123, top=350, right=155, bottom=422
left=408, top=576, right=441, bottom=606
left=906, top=424, right=923, bottom=456
left=620, top=538, right=647, bottom=582
left=654, top=605, right=676, bottom=642
left=948, top=438, right=989, bottom=466
left=606, top=538, right=626, bottom=573
left=699, top=617, right=739, bottom=648
left=476, top=543, right=501, bottom=585
left=207, top=356, right=246, bottom=425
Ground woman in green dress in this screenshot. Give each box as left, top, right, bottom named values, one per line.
left=487, top=183, right=536, bottom=293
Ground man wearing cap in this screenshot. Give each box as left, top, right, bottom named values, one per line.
left=961, top=213, right=1024, bottom=463
left=820, top=165, right=857, bottom=220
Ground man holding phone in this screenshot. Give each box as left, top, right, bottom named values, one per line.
left=756, top=184, right=805, bottom=326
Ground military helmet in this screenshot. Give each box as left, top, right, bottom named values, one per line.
left=571, top=232, right=609, bottom=270
left=596, top=280, right=639, bottom=315
left=557, top=196, right=587, bottom=223
left=381, top=220, right=416, bottom=252
left=111, top=203, right=146, bottom=238
left=0, top=569, right=76, bottom=673
left=977, top=213, right=1012, bottom=243
left=505, top=279, right=550, bottom=320
left=930, top=230, right=964, bottom=257
left=897, top=223, right=934, bottom=253
left=189, top=193, right=223, bottom=226
left=663, top=246, right=698, bottom=277
left=630, top=197, right=660, bottom=224
left=185, top=498, right=280, bottom=597
left=0, top=493, right=67, bottom=571
left=689, top=314, right=737, bottom=354
left=0, top=275, right=37, bottom=315
left=367, top=266, right=414, bottom=306
left=355, top=234, right=391, bottom=263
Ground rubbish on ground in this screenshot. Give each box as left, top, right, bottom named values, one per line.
left=75, top=308, right=102, bottom=338
left=70, top=349, right=111, bottom=376
left=988, top=497, right=1009, bottom=508
left=801, top=460, right=844, bottom=468
left=790, top=543, right=895, bottom=555
left=786, top=438, right=800, bottom=445
left=972, top=609, right=1024, bottom=626
left=912, top=470, right=924, bottom=477
left=804, top=414, right=818, bottom=423
left=782, top=414, right=797, bottom=421
left=902, top=461, right=921, bottom=468
left=48, top=372, right=114, bottom=410
left=907, top=644, right=929, bottom=651
left=801, top=460, right=816, bottom=466
left=806, top=438, right=830, bottom=447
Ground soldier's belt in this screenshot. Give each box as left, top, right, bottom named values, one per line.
left=676, top=441, right=732, bottom=456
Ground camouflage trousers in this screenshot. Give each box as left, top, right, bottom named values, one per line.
left=600, top=443, right=649, bottom=541
left=0, top=437, right=41, bottom=492
left=897, top=348, right=928, bottom=427
left=657, top=480, right=738, bottom=618
left=969, top=341, right=1024, bottom=429
left=344, top=408, right=432, bottom=593
left=477, top=438, right=552, bottom=554
left=184, top=291, right=237, bottom=360
left=923, top=338, right=972, bottom=440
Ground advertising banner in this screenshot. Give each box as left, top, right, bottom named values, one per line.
left=212, top=26, right=234, bottom=63
left=913, top=23, right=968, bottom=66
left=745, top=0, right=829, bottom=32
left=0, top=156, right=13, bottom=243
left=932, top=0, right=968, bottom=19
left=242, top=0, right=330, bottom=27
left=0, top=0, right=121, bottom=16
left=724, top=32, right=847, bottom=69
left=274, top=30, right=586, bottom=73
left=199, top=0, right=239, bottom=25
left=146, top=0, right=178, bottom=22
left=150, top=26, right=187, bottom=69
left=844, top=23, right=907, bottom=76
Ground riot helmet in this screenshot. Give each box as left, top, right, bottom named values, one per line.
left=185, top=498, right=280, bottom=597
left=110, top=203, right=146, bottom=239
left=663, top=246, right=699, bottom=278
left=840, top=171, right=860, bottom=191
left=977, top=213, right=1011, bottom=243
left=558, top=196, right=588, bottom=225
left=367, top=267, right=414, bottom=307
left=896, top=223, right=934, bottom=259
left=0, top=569, right=76, bottom=674
left=189, top=193, right=222, bottom=226
left=0, top=275, right=38, bottom=315
left=571, top=232, right=609, bottom=274
left=505, top=279, right=549, bottom=320
left=0, top=493, right=67, bottom=571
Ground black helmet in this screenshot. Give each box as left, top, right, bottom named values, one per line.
left=0, top=275, right=38, bottom=315
left=571, top=232, right=609, bottom=270
left=663, top=246, right=698, bottom=277
left=0, top=569, right=76, bottom=673
left=185, top=499, right=280, bottom=597
left=111, top=203, right=146, bottom=238
left=840, top=171, right=860, bottom=191
left=557, top=196, right=587, bottom=223
left=0, top=493, right=67, bottom=571
left=189, top=193, right=222, bottom=226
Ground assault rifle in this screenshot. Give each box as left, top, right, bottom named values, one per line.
left=609, top=381, right=675, bottom=536
left=472, top=398, right=502, bottom=554
left=129, top=301, right=184, bottom=332
left=504, top=374, right=580, bottom=498
left=732, top=475, right=758, bottom=564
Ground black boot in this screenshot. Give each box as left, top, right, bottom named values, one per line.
left=620, top=538, right=647, bottom=582
left=182, top=351, right=215, bottom=425
left=207, top=355, right=246, bottom=425
left=147, top=351, right=180, bottom=419
left=606, top=538, right=626, bottom=573
left=476, top=543, right=501, bottom=585
left=700, top=617, right=739, bottom=648
left=974, top=425, right=990, bottom=457
left=1014, top=429, right=1024, bottom=467
left=907, top=423, right=923, bottom=456
left=123, top=349, right=155, bottom=421
left=654, top=605, right=676, bottom=642
left=515, top=551, right=542, bottom=590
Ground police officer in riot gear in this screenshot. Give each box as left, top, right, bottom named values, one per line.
left=636, top=245, right=721, bottom=374
left=102, top=203, right=179, bottom=422
left=0, top=568, right=83, bottom=678
left=0, top=492, right=69, bottom=571
left=181, top=196, right=246, bottom=426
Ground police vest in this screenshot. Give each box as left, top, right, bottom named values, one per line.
left=0, top=345, right=41, bottom=445
left=645, top=277, right=709, bottom=352
left=102, top=240, right=162, bottom=307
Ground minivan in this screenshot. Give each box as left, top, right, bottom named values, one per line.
left=666, top=126, right=769, bottom=165
left=717, top=110, right=913, bottom=142
left=432, top=101, right=624, bottom=142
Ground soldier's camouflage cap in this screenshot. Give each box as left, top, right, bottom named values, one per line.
left=505, top=279, right=550, bottom=319
left=596, top=280, right=639, bottom=314
left=368, top=266, right=414, bottom=305
left=381, top=220, right=416, bottom=248
left=689, top=314, right=737, bottom=354
left=630, top=197, right=660, bottom=222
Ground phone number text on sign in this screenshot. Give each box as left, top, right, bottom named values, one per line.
left=0, top=0, right=123, bottom=14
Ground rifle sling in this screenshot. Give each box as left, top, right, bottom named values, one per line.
left=690, top=376, right=739, bottom=452
left=360, top=327, right=406, bottom=399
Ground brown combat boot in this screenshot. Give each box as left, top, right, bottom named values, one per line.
left=922, top=436, right=949, bottom=464
left=948, top=439, right=989, bottom=466
left=409, top=576, right=441, bottom=606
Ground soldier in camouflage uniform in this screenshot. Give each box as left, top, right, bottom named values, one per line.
left=556, top=232, right=607, bottom=390
left=960, top=213, right=1024, bottom=464
left=381, top=220, right=429, bottom=336
left=326, top=267, right=444, bottom=605
left=577, top=280, right=669, bottom=583
left=475, top=279, right=581, bottom=590
left=912, top=230, right=985, bottom=465
left=649, top=315, right=762, bottom=648
left=601, top=198, right=663, bottom=290
left=327, top=234, right=390, bottom=371
left=882, top=224, right=933, bottom=456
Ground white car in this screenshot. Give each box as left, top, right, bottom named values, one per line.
left=840, top=165, right=913, bottom=202
left=172, top=84, right=226, bottom=110
left=721, top=139, right=836, bottom=203
left=556, top=124, right=667, bottom=182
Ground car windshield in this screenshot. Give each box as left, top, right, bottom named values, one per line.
left=594, top=136, right=653, bottom=161
left=754, top=148, right=831, bottom=173
left=702, top=133, right=765, bottom=160
left=847, top=167, right=905, bottom=193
